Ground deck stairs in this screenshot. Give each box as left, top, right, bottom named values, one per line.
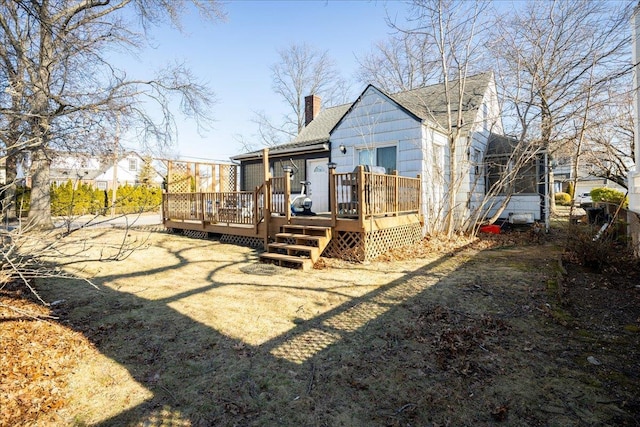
left=260, top=225, right=332, bottom=270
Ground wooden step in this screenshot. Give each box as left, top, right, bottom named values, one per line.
left=260, top=225, right=332, bottom=270
left=267, top=242, right=320, bottom=262
left=274, top=232, right=328, bottom=247
left=259, top=252, right=313, bottom=271
left=282, top=225, right=332, bottom=238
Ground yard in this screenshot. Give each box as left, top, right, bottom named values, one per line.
left=1, top=218, right=639, bottom=426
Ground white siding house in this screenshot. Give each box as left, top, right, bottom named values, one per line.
left=93, top=153, right=164, bottom=190
left=234, top=72, right=548, bottom=234
left=329, top=73, right=546, bottom=233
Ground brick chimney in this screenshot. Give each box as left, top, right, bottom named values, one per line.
left=304, top=94, right=321, bottom=126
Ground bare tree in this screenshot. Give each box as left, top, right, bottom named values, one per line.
left=0, top=0, right=225, bottom=228
left=243, top=42, right=348, bottom=150
left=355, top=31, right=440, bottom=93
left=396, top=0, right=493, bottom=236
left=582, top=88, right=635, bottom=189
left=490, top=0, right=633, bottom=212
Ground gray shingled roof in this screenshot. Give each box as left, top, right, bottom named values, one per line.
left=387, top=72, right=491, bottom=130
left=233, top=73, right=491, bottom=160
left=231, top=103, right=351, bottom=160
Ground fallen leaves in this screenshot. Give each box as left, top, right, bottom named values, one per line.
left=0, top=292, right=92, bottom=427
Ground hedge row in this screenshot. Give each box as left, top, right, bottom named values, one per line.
left=16, top=182, right=162, bottom=216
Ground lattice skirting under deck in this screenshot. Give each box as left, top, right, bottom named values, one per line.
left=322, top=223, right=423, bottom=262
left=363, top=223, right=423, bottom=261
left=220, top=234, right=264, bottom=248
left=179, top=229, right=263, bottom=248
left=322, top=231, right=365, bottom=262
left=182, top=229, right=208, bottom=239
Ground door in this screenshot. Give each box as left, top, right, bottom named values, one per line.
left=306, top=158, right=329, bottom=213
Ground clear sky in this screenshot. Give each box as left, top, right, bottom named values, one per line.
left=118, top=0, right=410, bottom=163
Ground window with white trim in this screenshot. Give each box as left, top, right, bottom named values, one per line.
left=357, top=145, right=396, bottom=174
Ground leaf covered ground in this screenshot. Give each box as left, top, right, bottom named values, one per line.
left=1, top=220, right=639, bottom=426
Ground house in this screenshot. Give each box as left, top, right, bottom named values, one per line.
left=92, top=152, right=164, bottom=190
left=234, top=72, right=548, bottom=233
left=49, top=151, right=164, bottom=190
left=553, top=158, right=627, bottom=199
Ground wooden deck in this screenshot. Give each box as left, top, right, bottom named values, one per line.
left=162, top=164, right=423, bottom=262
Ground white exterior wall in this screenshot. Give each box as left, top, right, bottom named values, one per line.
left=451, top=80, right=502, bottom=228
left=330, top=87, right=424, bottom=175
left=486, top=195, right=542, bottom=221
left=94, top=155, right=162, bottom=189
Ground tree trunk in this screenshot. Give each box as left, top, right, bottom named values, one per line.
left=540, top=98, right=556, bottom=213
left=27, top=149, right=53, bottom=229
left=3, top=153, right=18, bottom=221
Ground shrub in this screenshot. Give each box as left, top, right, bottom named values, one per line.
left=566, top=182, right=575, bottom=198
left=15, top=186, right=30, bottom=216
left=114, top=184, right=162, bottom=214
left=590, top=187, right=628, bottom=208
left=42, top=182, right=162, bottom=217
left=555, top=192, right=572, bottom=206
left=51, top=181, right=106, bottom=216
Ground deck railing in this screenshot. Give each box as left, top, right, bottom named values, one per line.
left=330, top=167, right=421, bottom=225
left=164, top=191, right=257, bottom=225
left=163, top=166, right=421, bottom=227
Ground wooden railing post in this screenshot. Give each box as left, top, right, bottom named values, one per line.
left=162, top=193, right=167, bottom=223
left=417, top=174, right=422, bottom=221
left=285, top=169, right=291, bottom=222
left=262, top=148, right=270, bottom=250
left=330, top=168, right=337, bottom=227
left=200, top=192, right=205, bottom=226
left=358, top=165, right=366, bottom=229
left=264, top=180, right=271, bottom=250
left=253, top=186, right=259, bottom=230
left=394, top=171, right=399, bottom=216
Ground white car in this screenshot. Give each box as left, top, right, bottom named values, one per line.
left=577, top=192, right=593, bottom=207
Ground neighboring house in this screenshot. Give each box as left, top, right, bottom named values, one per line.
left=50, top=151, right=164, bottom=190
left=630, top=7, right=640, bottom=255
left=553, top=158, right=626, bottom=197
left=49, top=153, right=103, bottom=187
left=93, top=152, right=164, bottom=190
left=234, top=72, right=549, bottom=232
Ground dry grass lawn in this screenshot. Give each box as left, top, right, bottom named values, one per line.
left=1, top=224, right=639, bottom=426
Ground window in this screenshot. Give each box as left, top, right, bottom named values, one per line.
left=357, top=145, right=397, bottom=174
left=486, top=155, right=538, bottom=195
left=128, top=158, right=137, bottom=171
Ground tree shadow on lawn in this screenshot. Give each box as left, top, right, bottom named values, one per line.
left=41, top=233, right=636, bottom=426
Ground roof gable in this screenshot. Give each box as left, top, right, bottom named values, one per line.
left=388, top=72, right=492, bottom=130
left=329, top=84, right=423, bottom=135
left=233, top=72, right=493, bottom=160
